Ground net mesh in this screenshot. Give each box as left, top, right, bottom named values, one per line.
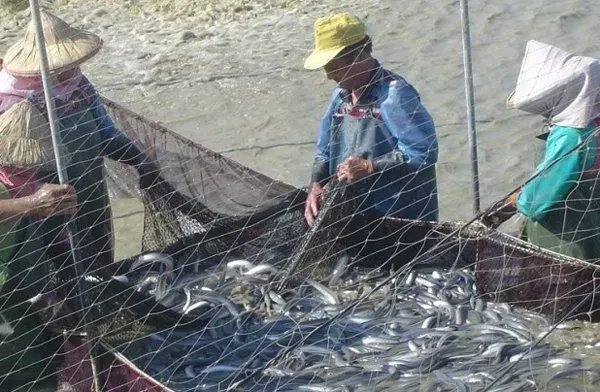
left=0, top=3, right=599, bottom=392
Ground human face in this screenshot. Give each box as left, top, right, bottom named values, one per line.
left=324, top=52, right=359, bottom=90
left=56, top=67, right=80, bottom=82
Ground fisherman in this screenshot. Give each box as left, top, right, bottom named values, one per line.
left=303, top=13, right=439, bottom=225
left=0, top=101, right=77, bottom=391
left=481, top=40, right=600, bottom=261
left=0, top=10, right=161, bottom=270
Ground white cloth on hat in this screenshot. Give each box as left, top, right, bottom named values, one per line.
left=507, top=40, right=600, bottom=128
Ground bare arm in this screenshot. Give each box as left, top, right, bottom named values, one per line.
left=305, top=182, right=324, bottom=226
left=0, top=183, right=77, bottom=223
left=0, top=196, right=37, bottom=223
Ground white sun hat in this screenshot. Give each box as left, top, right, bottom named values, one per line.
left=507, top=40, right=600, bottom=129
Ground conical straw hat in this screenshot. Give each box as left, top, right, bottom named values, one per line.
left=0, top=100, right=55, bottom=170
left=3, top=10, right=103, bottom=77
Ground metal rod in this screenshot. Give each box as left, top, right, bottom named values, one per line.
left=459, top=0, right=481, bottom=215
left=27, top=2, right=102, bottom=390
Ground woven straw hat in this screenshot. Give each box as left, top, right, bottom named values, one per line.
left=3, top=10, right=103, bottom=76
left=0, top=100, right=55, bottom=169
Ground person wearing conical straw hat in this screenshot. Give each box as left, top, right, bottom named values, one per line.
left=303, top=13, right=439, bottom=225
left=0, top=100, right=79, bottom=391
left=481, top=40, right=600, bottom=261
left=0, top=10, right=162, bottom=273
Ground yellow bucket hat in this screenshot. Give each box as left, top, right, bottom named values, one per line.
left=304, top=13, right=367, bottom=70
left=4, top=10, right=103, bottom=77
left=0, top=100, right=55, bottom=170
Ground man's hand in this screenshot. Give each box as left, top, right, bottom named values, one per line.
left=305, top=183, right=324, bottom=226
left=27, top=183, right=77, bottom=218
left=336, top=156, right=374, bottom=184
left=480, top=192, right=518, bottom=229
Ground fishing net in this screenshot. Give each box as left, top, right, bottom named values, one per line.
left=1, top=3, right=600, bottom=392
left=22, top=91, right=599, bottom=392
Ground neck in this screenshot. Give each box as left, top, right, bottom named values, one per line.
left=351, top=85, right=369, bottom=106
left=350, top=58, right=377, bottom=105
left=57, top=67, right=80, bottom=83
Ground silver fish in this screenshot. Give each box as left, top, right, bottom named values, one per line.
left=130, top=252, right=174, bottom=273
left=244, top=264, right=279, bottom=276
left=306, top=279, right=339, bottom=305
left=329, top=254, right=349, bottom=287
left=226, top=259, right=255, bottom=272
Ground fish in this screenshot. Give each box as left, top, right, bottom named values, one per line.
left=328, top=254, right=349, bottom=287
left=111, top=275, right=129, bottom=284
left=121, top=255, right=578, bottom=392
left=227, top=260, right=255, bottom=272
left=0, top=312, right=13, bottom=337
left=130, top=252, right=175, bottom=273
left=243, top=264, right=279, bottom=277
left=305, top=279, right=339, bottom=305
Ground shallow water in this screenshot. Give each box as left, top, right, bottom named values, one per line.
left=2, top=0, right=598, bottom=219
left=58, top=0, right=597, bottom=222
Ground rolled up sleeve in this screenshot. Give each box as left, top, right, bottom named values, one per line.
left=378, top=80, right=438, bottom=174
left=311, top=89, right=341, bottom=185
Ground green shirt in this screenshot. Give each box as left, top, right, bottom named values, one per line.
left=0, top=183, right=58, bottom=390
left=0, top=183, right=16, bottom=287
left=517, top=123, right=598, bottom=221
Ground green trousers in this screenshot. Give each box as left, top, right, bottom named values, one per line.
left=0, top=305, right=60, bottom=391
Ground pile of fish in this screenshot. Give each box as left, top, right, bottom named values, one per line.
left=111, top=252, right=598, bottom=392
